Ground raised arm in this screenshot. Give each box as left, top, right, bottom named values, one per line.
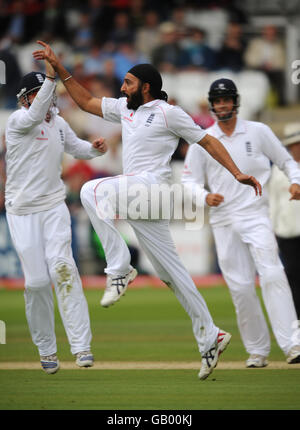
left=199, top=134, right=262, bottom=196
left=33, top=41, right=103, bottom=117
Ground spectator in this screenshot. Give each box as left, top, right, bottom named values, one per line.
left=83, top=43, right=103, bottom=76
left=40, top=0, right=67, bottom=42
left=64, top=160, right=97, bottom=266
left=87, top=0, right=115, bottom=44
left=64, top=160, right=97, bottom=209
left=151, top=21, right=190, bottom=73
left=244, top=25, right=286, bottom=105
left=5, top=0, right=25, bottom=44
left=217, top=22, right=246, bottom=72
left=135, top=9, right=161, bottom=58
left=170, top=6, right=188, bottom=41
left=191, top=99, right=215, bottom=129
left=269, top=122, right=300, bottom=319
left=107, top=10, right=135, bottom=46
left=101, top=58, right=122, bottom=98
left=83, top=46, right=122, bottom=98
left=129, top=0, right=145, bottom=29
left=0, top=43, right=22, bottom=108
left=72, top=11, right=93, bottom=53
left=183, top=27, right=217, bottom=71
left=22, top=0, right=44, bottom=43
left=112, top=41, right=148, bottom=82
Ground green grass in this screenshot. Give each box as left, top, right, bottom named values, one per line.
left=0, top=370, right=299, bottom=410
left=0, top=286, right=299, bottom=410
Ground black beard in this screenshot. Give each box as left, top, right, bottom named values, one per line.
left=124, top=85, right=144, bottom=110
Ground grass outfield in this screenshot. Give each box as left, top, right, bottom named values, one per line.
left=0, top=285, right=300, bottom=410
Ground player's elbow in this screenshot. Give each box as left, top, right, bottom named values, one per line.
left=198, top=134, right=214, bottom=150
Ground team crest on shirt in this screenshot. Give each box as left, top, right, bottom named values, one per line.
left=145, top=113, right=155, bottom=127
left=245, top=141, right=252, bottom=155
left=59, top=129, right=64, bottom=144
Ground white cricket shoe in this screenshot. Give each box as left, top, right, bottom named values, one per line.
left=100, top=268, right=138, bottom=308
left=75, top=351, right=94, bottom=368
left=286, top=345, right=300, bottom=364
left=246, top=354, right=268, bottom=368
left=198, top=330, right=232, bottom=380
left=40, top=354, right=60, bottom=374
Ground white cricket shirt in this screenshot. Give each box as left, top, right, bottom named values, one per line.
left=101, top=97, right=207, bottom=183
left=268, top=162, right=300, bottom=238
left=5, top=79, right=101, bottom=215
left=182, top=117, right=300, bottom=227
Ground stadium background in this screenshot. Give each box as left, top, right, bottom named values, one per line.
left=0, top=0, right=300, bottom=285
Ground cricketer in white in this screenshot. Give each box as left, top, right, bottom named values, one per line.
left=33, top=41, right=262, bottom=380
left=182, top=78, right=300, bottom=367
left=5, top=63, right=107, bottom=374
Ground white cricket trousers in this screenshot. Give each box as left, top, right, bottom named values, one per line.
left=80, top=173, right=219, bottom=355
left=212, top=217, right=299, bottom=356
left=6, top=202, right=92, bottom=357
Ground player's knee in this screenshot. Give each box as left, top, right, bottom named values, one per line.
left=25, top=280, right=51, bottom=291
left=260, top=265, right=286, bottom=287
left=80, top=181, right=93, bottom=207
left=24, top=275, right=52, bottom=289
left=230, top=284, right=257, bottom=308
left=49, top=259, right=75, bottom=289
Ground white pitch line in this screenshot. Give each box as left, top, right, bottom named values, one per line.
left=0, top=361, right=300, bottom=370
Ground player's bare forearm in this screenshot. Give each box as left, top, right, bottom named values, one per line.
left=199, top=134, right=241, bottom=177
left=58, top=68, right=102, bottom=116
left=199, top=134, right=262, bottom=195
left=33, top=41, right=103, bottom=117
left=45, top=60, right=55, bottom=79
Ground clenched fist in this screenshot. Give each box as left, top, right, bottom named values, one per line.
left=92, top=137, right=107, bottom=154
left=289, top=183, right=300, bottom=200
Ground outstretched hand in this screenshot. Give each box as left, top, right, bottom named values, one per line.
left=33, top=40, right=59, bottom=69
left=235, top=173, right=262, bottom=196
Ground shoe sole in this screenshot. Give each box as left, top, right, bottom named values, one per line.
left=101, top=268, right=138, bottom=307
left=198, top=332, right=232, bottom=380
left=246, top=363, right=268, bottom=368
left=76, top=360, right=94, bottom=368
left=41, top=361, right=60, bottom=374
left=287, top=355, right=300, bottom=364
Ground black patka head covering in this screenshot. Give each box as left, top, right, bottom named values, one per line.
left=128, top=64, right=168, bottom=101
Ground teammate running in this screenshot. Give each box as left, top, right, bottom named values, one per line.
left=182, top=78, right=300, bottom=367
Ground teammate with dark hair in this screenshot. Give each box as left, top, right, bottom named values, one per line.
left=182, top=78, right=300, bottom=367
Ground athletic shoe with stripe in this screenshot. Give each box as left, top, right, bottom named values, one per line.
left=76, top=351, right=94, bottom=368
left=286, top=345, right=300, bottom=364
left=246, top=354, right=268, bottom=368
left=198, top=330, right=232, bottom=380
left=40, top=354, right=60, bottom=374
left=101, top=268, right=138, bottom=307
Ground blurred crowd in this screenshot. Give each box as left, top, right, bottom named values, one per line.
left=0, top=0, right=290, bottom=276
left=0, top=0, right=287, bottom=108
